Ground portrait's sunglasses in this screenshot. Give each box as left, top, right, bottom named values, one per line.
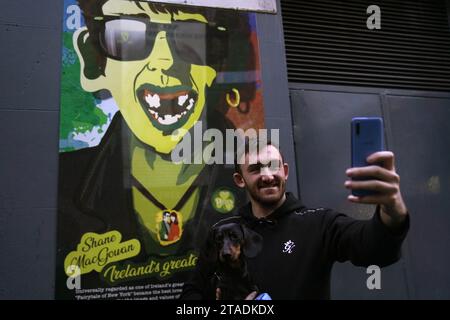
left=93, top=16, right=228, bottom=65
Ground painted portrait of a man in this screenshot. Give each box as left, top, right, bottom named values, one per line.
left=57, top=0, right=265, bottom=299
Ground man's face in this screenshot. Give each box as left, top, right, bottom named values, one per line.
left=234, top=145, right=288, bottom=206
left=76, top=1, right=217, bottom=154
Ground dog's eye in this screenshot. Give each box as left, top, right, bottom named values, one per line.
left=230, top=234, right=238, bottom=241
left=215, top=234, right=223, bottom=243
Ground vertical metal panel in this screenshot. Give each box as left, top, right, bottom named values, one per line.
left=290, top=89, right=381, bottom=218
left=384, top=94, right=450, bottom=299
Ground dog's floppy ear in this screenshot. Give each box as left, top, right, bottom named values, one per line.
left=241, top=225, right=263, bottom=258
left=203, top=228, right=218, bottom=264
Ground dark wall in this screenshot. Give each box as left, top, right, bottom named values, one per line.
left=0, top=0, right=63, bottom=299
left=0, top=0, right=296, bottom=299
left=257, top=0, right=298, bottom=194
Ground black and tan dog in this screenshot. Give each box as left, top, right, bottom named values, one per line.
left=206, top=217, right=263, bottom=300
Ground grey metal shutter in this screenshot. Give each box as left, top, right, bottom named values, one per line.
left=281, top=0, right=450, bottom=91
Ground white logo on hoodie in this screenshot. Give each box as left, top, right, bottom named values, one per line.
left=282, top=240, right=295, bottom=254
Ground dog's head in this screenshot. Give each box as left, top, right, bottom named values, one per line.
left=203, top=220, right=263, bottom=300
left=205, top=220, right=263, bottom=268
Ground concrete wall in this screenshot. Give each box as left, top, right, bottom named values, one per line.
left=0, top=0, right=63, bottom=299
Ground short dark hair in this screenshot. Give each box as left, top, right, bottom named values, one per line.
left=77, top=0, right=254, bottom=76
left=78, top=0, right=211, bottom=75
left=234, top=137, right=283, bottom=174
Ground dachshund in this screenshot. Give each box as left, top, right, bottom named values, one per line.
left=205, top=217, right=263, bottom=300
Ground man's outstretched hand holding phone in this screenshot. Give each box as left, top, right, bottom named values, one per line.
left=345, top=151, right=408, bottom=230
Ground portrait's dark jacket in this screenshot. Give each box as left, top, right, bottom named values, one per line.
left=56, top=113, right=246, bottom=298
left=181, top=192, right=410, bottom=300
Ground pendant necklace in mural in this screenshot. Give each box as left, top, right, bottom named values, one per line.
left=131, top=171, right=205, bottom=246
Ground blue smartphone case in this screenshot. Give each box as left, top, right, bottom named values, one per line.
left=351, top=117, right=385, bottom=197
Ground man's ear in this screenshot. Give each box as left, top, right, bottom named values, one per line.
left=283, top=162, right=289, bottom=180
left=233, top=172, right=245, bottom=188
left=73, top=27, right=107, bottom=92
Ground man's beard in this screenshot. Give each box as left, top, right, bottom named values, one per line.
left=247, top=177, right=286, bottom=207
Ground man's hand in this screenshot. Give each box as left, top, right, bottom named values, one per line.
left=345, top=151, right=408, bottom=229
left=245, top=291, right=258, bottom=300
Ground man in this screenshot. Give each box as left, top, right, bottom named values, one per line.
left=181, top=139, right=409, bottom=299
left=57, top=0, right=262, bottom=299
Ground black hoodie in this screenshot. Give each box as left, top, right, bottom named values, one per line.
left=181, top=192, right=409, bottom=300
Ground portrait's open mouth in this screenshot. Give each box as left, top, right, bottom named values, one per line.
left=137, top=84, right=198, bottom=131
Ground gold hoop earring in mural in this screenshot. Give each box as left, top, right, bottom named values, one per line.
left=226, top=88, right=240, bottom=108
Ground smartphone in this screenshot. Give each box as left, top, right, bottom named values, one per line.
left=351, top=117, right=385, bottom=197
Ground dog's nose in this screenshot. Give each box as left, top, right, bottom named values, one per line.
left=221, top=247, right=233, bottom=260
left=222, top=248, right=232, bottom=258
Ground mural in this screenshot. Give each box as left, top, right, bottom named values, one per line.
left=57, top=0, right=265, bottom=300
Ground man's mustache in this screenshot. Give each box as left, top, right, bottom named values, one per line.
left=258, top=179, right=281, bottom=188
